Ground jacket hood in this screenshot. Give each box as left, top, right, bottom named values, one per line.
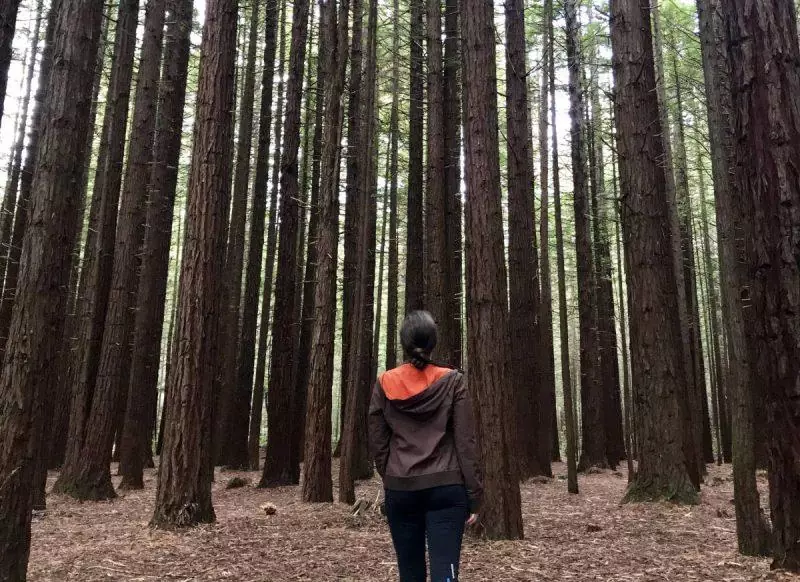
left=379, top=364, right=459, bottom=420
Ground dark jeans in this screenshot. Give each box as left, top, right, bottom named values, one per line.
left=384, top=485, right=469, bottom=582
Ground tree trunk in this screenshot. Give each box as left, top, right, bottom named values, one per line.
left=249, top=0, right=287, bottom=471
left=215, top=0, right=261, bottom=470
left=565, top=0, right=606, bottom=472
left=722, top=0, right=800, bottom=568
left=119, top=0, right=192, bottom=490
left=443, top=0, right=462, bottom=368
left=504, top=0, right=544, bottom=480
left=385, top=0, right=400, bottom=370
left=151, top=0, right=237, bottom=528
left=696, top=0, right=766, bottom=554
left=650, top=0, right=702, bottom=488
left=0, top=0, right=21, bottom=135
left=551, top=13, right=578, bottom=493
left=405, top=0, right=424, bottom=313
left=261, top=0, right=311, bottom=487
left=55, top=0, right=141, bottom=498
left=610, top=0, right=697, bottom=504
left=461, top=0, right=523, bottom=538
left=0, top=0, right=104, bottom=575
left=302, top=0, right=349, bottom=503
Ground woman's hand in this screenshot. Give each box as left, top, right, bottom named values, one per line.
left=466, top=514, right=479, bottom=527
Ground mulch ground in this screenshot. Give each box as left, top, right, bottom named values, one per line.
left=28, top=462, right=796, bottom=581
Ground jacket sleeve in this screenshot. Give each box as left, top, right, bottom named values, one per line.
left=453, top=373, right=484, bottom=513
left=368, top=380, right=391, bottom=478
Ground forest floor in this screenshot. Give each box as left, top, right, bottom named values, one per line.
left=28, top=461, right=795, bottom=581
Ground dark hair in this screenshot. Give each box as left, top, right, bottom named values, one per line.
left=400, top=311, right=438, bottom=370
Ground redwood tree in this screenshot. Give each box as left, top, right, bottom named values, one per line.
left=152, top=0, right=238, bottom=528
left=0, top=0, right=105, bottom=574
left=461, top=0, right=523, bottom=538
left=120, top=0, right=193, bottom=490
left=609, top=0, right=696, bottom=503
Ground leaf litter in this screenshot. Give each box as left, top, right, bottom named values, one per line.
left=28, top=462, right=796, bottom=581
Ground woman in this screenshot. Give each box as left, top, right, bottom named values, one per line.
left=369, top=311, right=483, bottom=582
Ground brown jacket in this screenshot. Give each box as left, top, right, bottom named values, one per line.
left=368, top=363, right=483, bottom=512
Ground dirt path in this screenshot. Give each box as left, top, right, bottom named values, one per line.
left=28, top=463, right=792, bottom=580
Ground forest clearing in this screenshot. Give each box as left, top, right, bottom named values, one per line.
left=1, top=0, right=800, bottom=578
left=28, top=463, right=791, bottom=581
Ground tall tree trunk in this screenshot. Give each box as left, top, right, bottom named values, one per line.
left=385, top=0, right=400, bottom=370
left=119, top=0, right=191, bottom=490
left=650, top=0, right=702, bottom=488
left=405, top=0, right=424, bottom=313
left=55, top=0, right=141, bottom=498
left=0, top=0, right=21, bottom=135
left=0, top=0, right=104, bottom=575
left=261, top=0, right=311, bottom=487
left=722, top=0, right=800, bottom=568
left=696, top=0, right=766, bottom=554
left=426, top=0, right=449, bottom=360
left=74, top=0, right=168, bottom=496
left=461, top=0, right=523, bottom=538
left=151, top=0, right=237, bottom=528
left=302, top=0, right=349, bottom=503
left=505, top=0, right=544, bottom=480
left=565, top=0, right=606, bottom=472
left=551, top=17, right=578, bottom=492
left=610, top=0, right=696, bottom=503
left=338, top=0, right=365, bottom=450
left=215, top=0, right=261, bottom=470
left=249, top=0, right=287, bottom=470
left=443, top=0, right=462, bottom=368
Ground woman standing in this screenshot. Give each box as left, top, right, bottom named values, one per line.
left=369, top=311, right=483, bottom=581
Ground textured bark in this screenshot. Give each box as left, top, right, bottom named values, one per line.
left=722, top=0, right=800, bottom=568
left=550, top=12, right=578, bottom=492
left=504, top=0, right=544, bottom=480
left=442, top=0, right=462, bottom=368
left=151, top=0, right=237, bottom=528
left=120, top=0, right=191, bottom=491
left=338, top=0, right=364, bottom=447
left=405, top=0, right=424, bottom=313
left=385, top=0, right=400, bottom=370
left=461, top=0, right=523, bottom=538
left=0, top=0, right=21, bottom=135
left=215, top=0, right=261, bottom=469
left=651, top=1, right=702, bottom=488
left=302, top=0, right=348, bottom=503
left=610, top=0, right=696, bottom=503
left=565, top=0, right=606, bottom=472
left=696, top=0, right=766, bottom=554
left=536, top=0, right=556, bottom=474
left=0, top=0, right=104, bottom=575
left=55, top=0, right=141, bottom=499
left=425, top=0, right=449, bottom=359
left=248, top=0, right=287, bottom=471
left=261, top=0, right=311, bottom=487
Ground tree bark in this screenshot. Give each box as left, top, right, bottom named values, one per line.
left=0, top=0, right=104, bottom=574
left=151, top=0, right=238, bottom=528
left=249, top=0, right=287, bottom=471
left=461, top=0, right=523, bottom=538
left=119, top=0, right=192, bottom=490
left=302, top=0, right=349, bottom=503
left=55, top=0, right=141, bottom=499
left=215, top=0, right=261, bottom=470
left=0, top=0, right=21, bottom=136
left=610, top=0, right=697, bottom=503
left=722, top=0, right=800, bottom=568
left=261, top=0, right=311, bottom=487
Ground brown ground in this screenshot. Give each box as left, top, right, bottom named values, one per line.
left=29, top=462, right=795, bottom=581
